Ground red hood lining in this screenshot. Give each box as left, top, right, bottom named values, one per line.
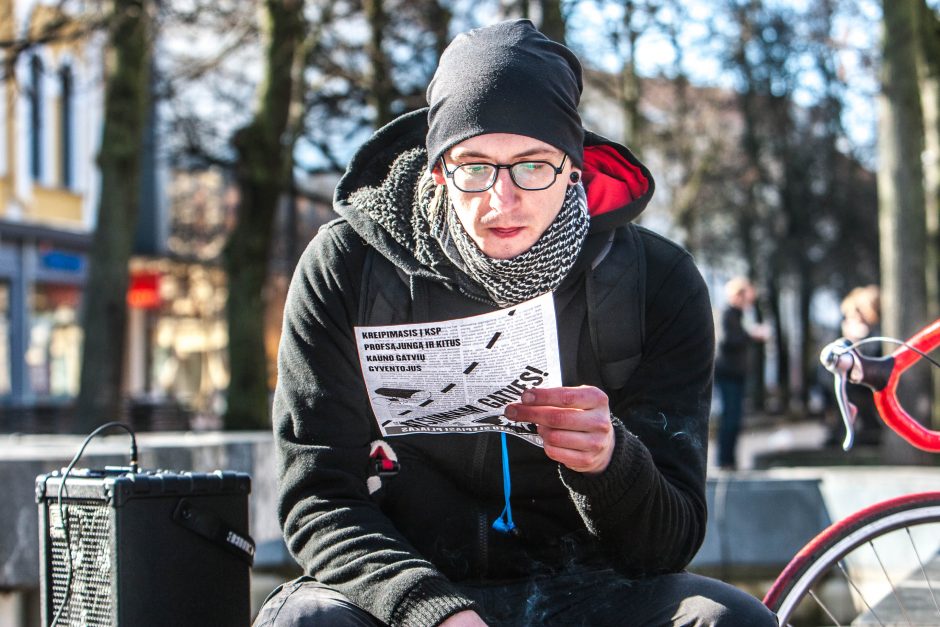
left=582, top=145, right=649, bottom=217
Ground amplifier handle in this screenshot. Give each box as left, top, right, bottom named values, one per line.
left=173, top=498, right=255, bottom=566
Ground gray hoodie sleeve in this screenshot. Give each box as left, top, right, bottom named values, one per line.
left=273, top=221, right=478, bottom=627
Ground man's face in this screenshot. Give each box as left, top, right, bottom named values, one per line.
left=433, top=133, right=580, bottom=260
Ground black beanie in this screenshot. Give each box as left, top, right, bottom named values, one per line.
left=426, top=19, right=585, bottom=169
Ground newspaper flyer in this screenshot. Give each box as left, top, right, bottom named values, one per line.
left=354, top=293, right=561, bottom=446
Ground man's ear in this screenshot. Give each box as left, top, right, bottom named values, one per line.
left=568, top=168, right=582, bottom=185
left=431, top=163, right=446, bottom=186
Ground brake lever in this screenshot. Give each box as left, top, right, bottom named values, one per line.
left=820, top=339, right=859, bottom=451
left=832, top=369, right=858, bottom=451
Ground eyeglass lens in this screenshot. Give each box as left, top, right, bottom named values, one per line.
left=453, top=161, right=559, bottom=192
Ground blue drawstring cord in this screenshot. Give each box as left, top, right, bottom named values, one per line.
left=492, top=432, right=517, bottom=534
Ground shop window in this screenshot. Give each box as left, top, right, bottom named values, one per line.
left=29, top=55, right=44, bottom=181
left=59, top=65, right=73, bottom=189
left=0, top=283, right=10, bottom=398
left=26, top=284, right=82, bottom=398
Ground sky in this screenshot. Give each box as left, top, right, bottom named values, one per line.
left=566, top=0, right=883, bottom=165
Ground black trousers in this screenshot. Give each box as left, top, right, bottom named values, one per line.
left=716, top=376, right=746, bottom=469
left=253, top=568, right=777, bottom=626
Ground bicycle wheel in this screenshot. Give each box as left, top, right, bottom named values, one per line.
left=764, top=492, right=940, bottom=626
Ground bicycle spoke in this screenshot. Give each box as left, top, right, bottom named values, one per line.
left=838, top=561, right=885, bottom=626
left=905, top=527, right=940, bottom=617
left=807, top=588, right=843, bottom=626
left=870, top=539, right=914, bottom=625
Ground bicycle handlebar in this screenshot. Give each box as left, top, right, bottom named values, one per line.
left=819, top=318, right=940, bottom=452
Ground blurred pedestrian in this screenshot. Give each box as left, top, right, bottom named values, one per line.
left=714, top=277, right=769, bottom=470
left=833, top=285, right=882, bottom=446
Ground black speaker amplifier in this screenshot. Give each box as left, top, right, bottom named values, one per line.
left=36, top=468, right=253, bottom=627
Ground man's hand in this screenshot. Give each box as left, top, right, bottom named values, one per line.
left=440, top=610, right=489, bottom=626
left=505, top=386, right=614, bottom=475
left=750, top=322, right=772, bottom=342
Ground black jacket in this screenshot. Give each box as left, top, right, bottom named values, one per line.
left=715, top=306, right=751, bottom=381
left=273, top=110, right=715, bottom=627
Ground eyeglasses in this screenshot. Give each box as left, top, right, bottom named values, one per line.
left=440, top=154, right=568, bottom=192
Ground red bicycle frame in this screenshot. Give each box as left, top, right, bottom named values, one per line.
left=873, top=319, right=940, bottom=451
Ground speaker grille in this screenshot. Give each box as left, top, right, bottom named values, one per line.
left=48, top=500, right=114, bottom=626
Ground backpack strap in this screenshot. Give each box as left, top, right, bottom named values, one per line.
left=357, top=247, right=414, bottom=479
left=357, top=246, right=414, bottom=329
left=585, top=224, right=646, bottom=391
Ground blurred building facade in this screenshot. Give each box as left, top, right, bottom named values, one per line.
left=0, top=0, right=103, bottom=417
left=125, top=169, right=231, bottom=425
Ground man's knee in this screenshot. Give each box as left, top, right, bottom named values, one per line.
left=253, top=578, right=384, bottom=627
left=676, top=588, right=778, bottom=627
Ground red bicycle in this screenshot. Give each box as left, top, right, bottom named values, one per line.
left=763, top=318, right=940, bottom=626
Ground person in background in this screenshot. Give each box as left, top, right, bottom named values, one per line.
left=714, top=277, right=769, bottom=471
left=254, top=20, right=777, bottom=627
left=835, top=285, right=882, bottom=446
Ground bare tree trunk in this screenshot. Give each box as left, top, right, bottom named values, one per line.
left=798, top=260, right=814, bottom=410
left=765, top=273, right=787, bottom=413
left=739, top=127, right=770, bottom=410
left=364, top=0, right=394, bottom=128
left=738, top=203, right=769, bottom=411
left=76, top=0, right=152, bottom=432
left=224, top=0, right=305, bottom=430
left=426, top=0, right=452, bottom=60
left=620, top=1, right=642, bottom=148
left=920, top=1, right=940, bottom=316
left=665, top=3, right=700, bottom=254
left=917, top=0, right=940, bottom=426
left=878, top=0, right=932, bottom=463
left=537, top=0, right=566, bottom=44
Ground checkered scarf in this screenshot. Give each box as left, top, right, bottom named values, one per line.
left=422, top=177, right=589, bottom=307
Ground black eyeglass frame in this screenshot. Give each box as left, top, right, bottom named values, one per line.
left=439, top=154, right=569, bottom=192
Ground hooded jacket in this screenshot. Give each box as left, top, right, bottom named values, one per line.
left=273, top=110, right=715, bottom=627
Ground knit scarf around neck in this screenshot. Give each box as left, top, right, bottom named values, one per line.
left=422, top=177, right=590, bottom=307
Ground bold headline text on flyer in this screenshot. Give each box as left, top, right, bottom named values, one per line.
left=354, top=293, right=561, bottom=446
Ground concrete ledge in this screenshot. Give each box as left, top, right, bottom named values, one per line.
left=693, top=476, right=830, bottom=578
left=3, top=432, right=940, bottom=592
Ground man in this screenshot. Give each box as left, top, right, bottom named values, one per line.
left=255, top=20, right=777, bottom=627
left=714, top=277, right=769, bottom=471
